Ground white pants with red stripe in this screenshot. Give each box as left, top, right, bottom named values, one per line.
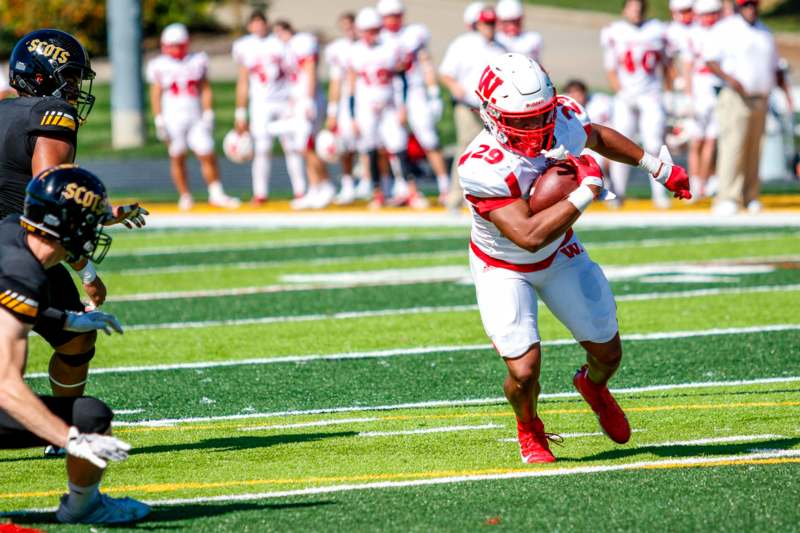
left=468, top=234, right=618, bottom=358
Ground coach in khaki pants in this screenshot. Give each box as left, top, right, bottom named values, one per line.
left=439, top=4, right=507, bottom=211
left=704, top=0, right=791, bottom=215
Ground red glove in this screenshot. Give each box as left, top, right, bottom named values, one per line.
left=645, top=157, right=692, bottom=200
left=567, top=154, right=604, bottom=184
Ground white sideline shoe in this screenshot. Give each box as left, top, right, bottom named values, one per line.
left=56, top=493, right=151, bottom=524
left=335, top=183, right=356, bottom=205
left=712, top=199, right=739, bottom=216
left=746, top=199, right=763, bottom=214
left=355, top=179, right=373, bottom=200
left=310, top=181, right=335, bottom=209
left=209, top=193, right=241, bottom=209
left=178, top=193, right=194, bottom=211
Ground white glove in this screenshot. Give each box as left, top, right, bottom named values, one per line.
left=154, top=114, right=168, bottom=141
left=202, top=109, right=215, bottom=130
left=64, top=310, right=123, bottom=336
left=114, top=203, right=149, bottom=229
left=65, top=426, right=131, bottom=469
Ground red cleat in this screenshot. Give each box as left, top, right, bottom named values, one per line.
left=517, top=417, right=559, bottom=463
left=573, top=365, right=631, bottom=444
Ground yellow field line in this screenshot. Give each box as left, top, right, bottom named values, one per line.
left=115, top=400, right=800, bottom=434
left=4, top=456, right=800, bottom=500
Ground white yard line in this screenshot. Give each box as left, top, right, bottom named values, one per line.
left=106, top=284, right=800, bottom=332
left=144, top=211, right=800, bottom=229
left=358, top=424, right=502, bottom=438
left=238, top=417, right=380, bottom=432
left=116, top=250, right=465, bottom=276
left=643, top=434, right=786, bottom=448
left=110, top=374, right=800, bottom=428
left=498, top=429, right=646, bottom=442
left=25, top=323, right=800, bottom=380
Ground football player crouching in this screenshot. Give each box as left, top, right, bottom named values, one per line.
left=460, top=53, right=690, bottom=463
left=0, top=165, right=149, bottom=524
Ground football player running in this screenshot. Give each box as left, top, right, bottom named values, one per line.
left=148, top=23, right=240, bottom=211
left=460, top=53, right=690, bottom=463
left=601, top=0, right=673, bottom=208
left=0, top=165, right=149, bottom=524
left=272, top=21, right=335, bottom=210
left=324, top=12, right=367, bottom=204
left=495, top=0, right=543, bottom=62
left=0, top=30, right=147, bottom=446
left=232, top=10, right=290, bottom=205
left=377, top=0, right=449, bottom=206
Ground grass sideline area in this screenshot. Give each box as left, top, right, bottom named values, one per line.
left=2, top=222, right=800, bottom=530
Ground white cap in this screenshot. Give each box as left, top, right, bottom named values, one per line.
left=463, top=2, right=486, bottom=25
left=356, top=7, right=382, bottom=31
left=496, top=0, right=524, bottom=20
left=161, top=23, right=189, bottom=45
left=377, top=0, right=405, bottom=16
left=669, top=0, right=694, bottom=10
left=693, top=0, right=722, bottom=14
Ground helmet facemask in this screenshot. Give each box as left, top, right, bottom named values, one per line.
left=480, top=96, right=557, bottom=157
left=55, top=63, right=96, bottom=124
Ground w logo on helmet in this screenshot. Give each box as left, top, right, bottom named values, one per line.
left=477, top=66, right=503, bottom=101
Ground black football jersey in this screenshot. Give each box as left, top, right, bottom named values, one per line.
left=0, top=215, right=49, bottom=324
left=0, top=97, right=78, bottom=219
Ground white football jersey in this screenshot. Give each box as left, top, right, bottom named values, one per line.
left=232, top=33, right=288, bottom=103
left=381, top=23, right=430, bottom=90
left=666, top=21, right=692, bottom=62
left=601, top=19, right=668, bottom=97
left=284, top=32, right=320, bottom=100
left=146, top=52, right=208, bottom=116
left=687, top=24, right=722, bottom=101
left=349, top=38, right=403, bottom=109
left=439, top=32, right=507, bottom=108
left=459, top=98, right=590, bottom=267
left=496, top=31, right=543, bottom=62
left=325, top=36, right=356, bottom=81
left=585, top=93, right=613, bottom=126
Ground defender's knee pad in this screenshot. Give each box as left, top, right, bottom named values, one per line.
left=72, top=397, right=114, bottom=434
left=54, top=347, right=96, bottom=368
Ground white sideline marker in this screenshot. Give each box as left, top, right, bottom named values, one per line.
left=25, top=323, right=800, bottom=380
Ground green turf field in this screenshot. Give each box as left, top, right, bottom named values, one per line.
left=3, top=223, right=800, bottom=531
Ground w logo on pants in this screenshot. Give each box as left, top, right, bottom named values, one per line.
left=560, top=243, right=583, bottom=258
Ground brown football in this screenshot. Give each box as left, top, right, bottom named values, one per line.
left=528, top=162, right=579, bottom=213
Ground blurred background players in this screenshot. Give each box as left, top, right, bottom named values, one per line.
left=272, top=20, right=335, bottom=209
left=378, top=0, right=449, bottom=205
left=324, top=12, right=369, bottom=204
left=601, top=0, right=672, bottom=208
left=439, top=3, right=506, bottom=211
left=705, top=0, right=792, bottom=215
left=147, top=23, right=240, bottom=210
left=563, top=79, right=614, bottom=175
left=685, top=0, right=724, bottom=199
left=495, top=0, right=543, bottom=62
left=335, top=8, right=420, bottom=209
left=232, top=10, right=289, bottom=205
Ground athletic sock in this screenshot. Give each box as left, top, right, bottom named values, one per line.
left=207, top=180, right=225, bottom=200
left=65, top=481, right=100, bottom=517
left=436, top=175, right=450, bottom=196
left=252, top=152, right=271, bottom=199
left=285, top=152, right=306, bottom=197
left=340, top=174, right=354, bottom=192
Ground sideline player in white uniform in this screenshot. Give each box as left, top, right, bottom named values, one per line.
left=377, top=0, right=449, bottom=205
left=686, top=0, right=724, bottom=198
left=460, top=53, right=690, bottom=463
left=335, top=8, right=423, bottom=209
left=325, top=12, right=369, bottom=204
left=440, top=4, right=507, bottom=210
left=272, top=21, right=335, bottom=209
left=666, top=0, right=695, bottom=83
left=563, top=79, right=614, bottom=174
left=232, top=10, right=289, bottom=205
left=495, top=0, right=543, bottom=62
left=147, top=23, right=240, bottom=210
left=601, top=0, right=672, bottom=208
